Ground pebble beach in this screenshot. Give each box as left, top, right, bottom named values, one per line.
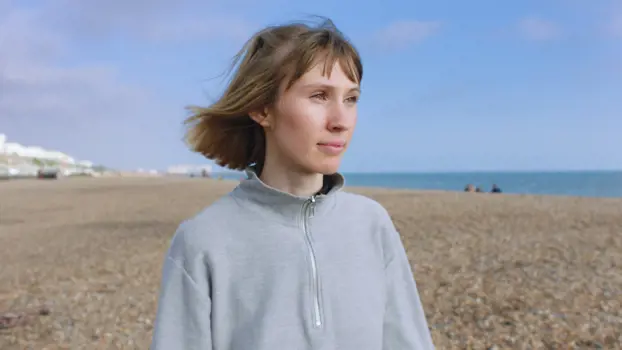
left=1, top=177, right=621, bottom=349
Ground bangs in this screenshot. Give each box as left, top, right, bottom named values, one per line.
left=318, top=43, right=362, bottom=84
left=282, top=29, right=363, bottom=90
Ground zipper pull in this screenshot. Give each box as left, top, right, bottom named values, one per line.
left=309, top=195, right=316, bottom=218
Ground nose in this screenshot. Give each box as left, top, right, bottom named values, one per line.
left=326, top=101, right=355, bottom=132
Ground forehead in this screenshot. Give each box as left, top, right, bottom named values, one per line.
left=302, top=62, right=356, bottom=82
left=288, top=60, right=360, bottom=92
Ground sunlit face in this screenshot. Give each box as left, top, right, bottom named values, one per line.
left=261, top=60, right=360, bottom=175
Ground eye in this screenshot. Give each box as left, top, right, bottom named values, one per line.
left=311, top=91, right=328, bottom=101
left=345, top=95, right=359, bottom=104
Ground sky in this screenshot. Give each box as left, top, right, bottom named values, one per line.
left=1, top=0, right=621, bottom=172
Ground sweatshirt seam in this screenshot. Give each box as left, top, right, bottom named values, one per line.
left=167, top=257, right=211, bottom=307
left=383, top=228, right=400, bottom=270
left=384, top=252, right=397, bottom=270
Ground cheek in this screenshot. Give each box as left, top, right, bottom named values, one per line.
left=273, top=103, right=321, bottom=148
left=276, top=130, right=310, bottom=153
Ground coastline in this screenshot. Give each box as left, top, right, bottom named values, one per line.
left=4, top=174, right=622, bottom=200
left=341, top=171, right=622, bottom=198
left=209, top=170, right=622, bottom=198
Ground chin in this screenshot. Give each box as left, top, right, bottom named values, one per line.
left=310, top=160, right=342, bottom=175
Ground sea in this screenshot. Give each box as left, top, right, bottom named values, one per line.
left=216, top=170, right=622, bottom=198
left=340, top=171, right=622, bottom=198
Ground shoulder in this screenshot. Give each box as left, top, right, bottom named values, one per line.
left=166, top=194, right=240, bottom=261
left=335, top=191, right=401, bottom=264
left=335, top=191, right=393, bottom=223
left=334, top=191, right=395, bottom=236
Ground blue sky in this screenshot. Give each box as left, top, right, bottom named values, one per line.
left=1, top=0, right=621, bottom=172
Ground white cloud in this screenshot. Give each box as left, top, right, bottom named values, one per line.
left=517, top=17, right=562, bottom=41
left=43, top=0, right=254, bottom=43
left=0, top=8, right=65, bottom=62
left=0, top=5, right=149, bottom=127
left=372, top=20, right=443, bottom=50
left=0, top=1, right=256, bottom=167
left=0, top=1, right=253, bottom=127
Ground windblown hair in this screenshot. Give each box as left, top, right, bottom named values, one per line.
left=184, top=18, right=363, bottom=173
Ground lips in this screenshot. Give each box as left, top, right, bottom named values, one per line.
left=317, top=141, right=345, bottom=148
left=317, top=141, right=346, bottom=156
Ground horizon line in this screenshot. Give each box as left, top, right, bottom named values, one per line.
left=206, top=168, right=622, bottom=175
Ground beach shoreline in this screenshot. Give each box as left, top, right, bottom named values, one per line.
left=4, top=172, right=622, bottom=199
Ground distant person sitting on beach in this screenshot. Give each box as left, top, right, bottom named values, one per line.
left=464, top=184, right=475, bottom=192
left=151, top=18, right=435, bottom=350
left=475, top=186, right=483, bottom=192
left=491, top=184, right=502, bottom=193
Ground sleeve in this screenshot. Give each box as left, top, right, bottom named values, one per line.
left=381, top=213, right=435, bottom=350
left=151, top=224, right=213, bottom=350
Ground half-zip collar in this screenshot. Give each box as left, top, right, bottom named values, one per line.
left=231, top=167, right=345, bottom=226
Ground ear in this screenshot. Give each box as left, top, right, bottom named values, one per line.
left=249, top=108, right=272, bottom=128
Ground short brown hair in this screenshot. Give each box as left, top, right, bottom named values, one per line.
left=184, top=18, right=363, bottom=172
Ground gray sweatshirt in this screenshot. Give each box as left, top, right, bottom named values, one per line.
left=151, top=169, right=435, bottom=350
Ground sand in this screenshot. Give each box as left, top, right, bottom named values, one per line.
left=1, top=177, right=621, bottom=349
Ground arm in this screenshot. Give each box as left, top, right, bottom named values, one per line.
left=381, top=216, right=435, bottom=349
left=151, top=224, right=212, bottom=350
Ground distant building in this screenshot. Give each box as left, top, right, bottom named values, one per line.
left=1, top=142, right=74, bottom=164
left=167, top=164, right=213, bottom=177
left=77, top=160, right=94, bottom=168
left=136, top=168, right=160, bottom=176
left=0, top=134, right=95, bottom=175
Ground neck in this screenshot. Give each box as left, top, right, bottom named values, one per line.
left=259, top=155, right=324, bottom=198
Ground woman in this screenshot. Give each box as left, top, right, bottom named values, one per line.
left=151, top=18, right=435, bottom=350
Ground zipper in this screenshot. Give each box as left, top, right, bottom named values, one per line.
left=302, top=195, right=322, bottom=328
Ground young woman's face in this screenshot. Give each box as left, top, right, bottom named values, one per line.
left=265, top=61, right=360, bottom=175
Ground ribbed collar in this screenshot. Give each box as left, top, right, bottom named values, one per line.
left=230, top=167, right=345, bottom=225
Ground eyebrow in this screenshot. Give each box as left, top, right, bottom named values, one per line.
left=302, top=83, right=361, bottom=94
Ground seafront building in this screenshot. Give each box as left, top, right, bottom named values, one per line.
left=0, top=133, right=94, bottom=176
left=167, top=164, right=213, bottom=177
